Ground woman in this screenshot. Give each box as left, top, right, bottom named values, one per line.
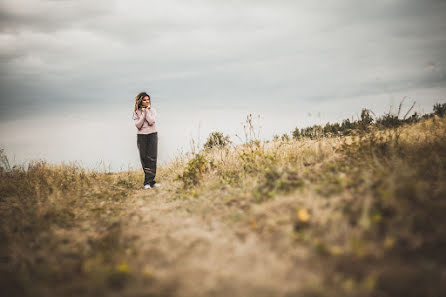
left=133, top=91, right=161, bottom=189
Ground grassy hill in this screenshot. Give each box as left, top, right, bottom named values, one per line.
left=1, top=106, right=445, bottom=297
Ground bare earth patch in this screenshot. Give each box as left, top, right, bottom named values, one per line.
left=122, top=187, right=321, bottom=297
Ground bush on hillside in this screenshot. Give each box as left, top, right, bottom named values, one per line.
left=204, top=131, right=231, bottom=149
left=434, top=102, right=446, bottom=117
left=176, top=153, right=215, bottom=189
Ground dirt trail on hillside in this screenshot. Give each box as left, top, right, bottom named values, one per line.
left=120, top=186, right=321, bottom=297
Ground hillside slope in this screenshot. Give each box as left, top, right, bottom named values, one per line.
left=1, top=116, right=445, bottom=297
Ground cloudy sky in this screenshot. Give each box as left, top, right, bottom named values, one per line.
left=1, top=0, right=445, bottom=172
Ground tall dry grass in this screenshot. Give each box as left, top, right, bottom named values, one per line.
left=174, top=115, right=446, bottom=297
left=1, top=110, right=445, bottom=297
left=0, top=161, right=148, bottom=296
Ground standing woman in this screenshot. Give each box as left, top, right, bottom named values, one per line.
left=133, top=91, right=161, bottom=189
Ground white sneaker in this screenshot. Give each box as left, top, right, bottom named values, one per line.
left=152, top=183, right=161, bottom=188
left=144, top=184, right=151, bottom=189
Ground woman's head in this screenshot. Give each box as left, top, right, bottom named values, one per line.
left=134, top=91, right=151, bottom=112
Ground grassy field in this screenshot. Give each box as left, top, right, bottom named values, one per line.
left=1, top=109, right=445, bottom=297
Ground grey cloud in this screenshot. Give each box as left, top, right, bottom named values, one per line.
left=0, top=0, right=114, bottom=33
left=1, top=0, right=445, bottom=121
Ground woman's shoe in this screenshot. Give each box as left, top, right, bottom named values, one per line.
left=152, top=183, right=161, bottom=188
left=144, top=184, right=151, bottom=189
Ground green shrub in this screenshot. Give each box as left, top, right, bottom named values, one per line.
left=433, top=103, right=446, bottom=117
left=358, top=108, right=374, bottom=130
left=204, top=131, right=231, bottom=149
left=176, top=153, right=213, bottom=189
left=376, top=112, right=401, bottom=128
left=292, top=128, right=301, bottom=140
left=301, top=125, right=324, bottom=139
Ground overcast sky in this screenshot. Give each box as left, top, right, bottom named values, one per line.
left=1, top=0, right=445, bottom=172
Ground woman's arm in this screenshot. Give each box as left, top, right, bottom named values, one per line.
left=145, top=108, right=156, bottom=126
left=133, top=110, right=145, bottom=129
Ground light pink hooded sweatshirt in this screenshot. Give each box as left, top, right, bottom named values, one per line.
left=133, top=107, right=157, bottom=134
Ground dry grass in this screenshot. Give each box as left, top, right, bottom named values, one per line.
left=171, top=115, right=446, bottom=296
left=1, top=115, right=445, bottom=297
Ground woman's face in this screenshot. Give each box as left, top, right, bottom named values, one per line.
left=142, top=96, right=150, bottom=107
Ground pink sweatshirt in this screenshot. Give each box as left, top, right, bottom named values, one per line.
left=133, top=107, right=157, bottom=134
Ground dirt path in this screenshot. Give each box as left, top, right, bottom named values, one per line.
left=118, top=185, right=321, bottom=297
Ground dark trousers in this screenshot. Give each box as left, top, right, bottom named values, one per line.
left=137, top=132, right=158, bottom=186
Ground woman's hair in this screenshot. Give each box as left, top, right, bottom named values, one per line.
left=134, top=91, right=151, bottom=113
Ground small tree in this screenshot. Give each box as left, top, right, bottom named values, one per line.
left=204, top=131, right=231, bottom=149
left=358, top=108, right=374, bottom=130
left=292, top=127, right=301, bottom=140
left=301, top=125, right=323, bottom=139
left=433, top=103, right=446, bottom=117
left=376, top=113, right=401, bottom=128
